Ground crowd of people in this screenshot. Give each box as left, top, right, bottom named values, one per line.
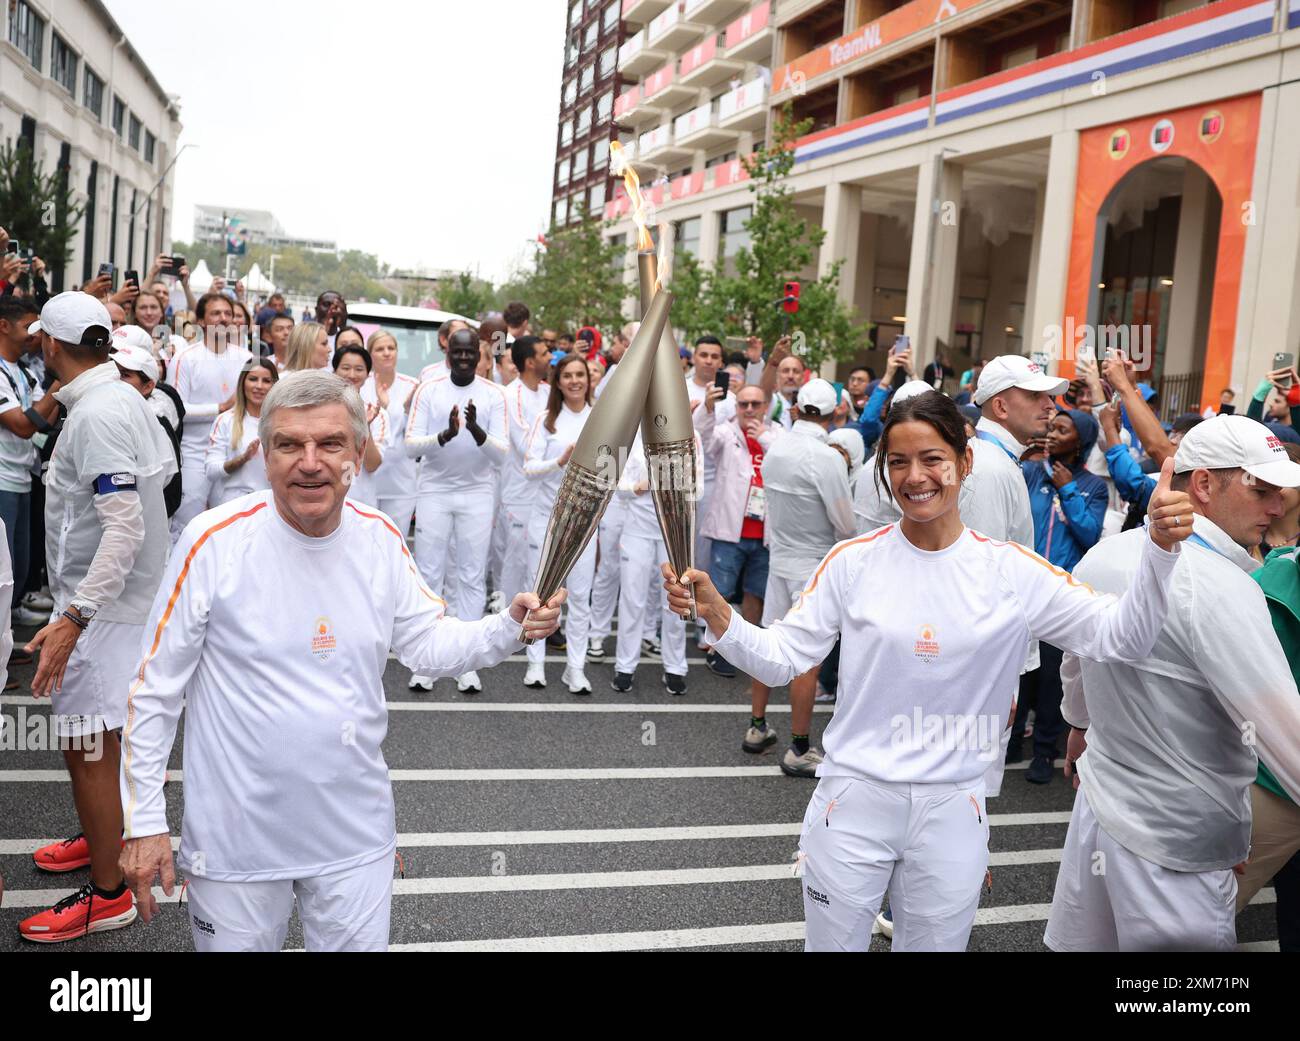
left=1, top=227, right=1299, bottom=953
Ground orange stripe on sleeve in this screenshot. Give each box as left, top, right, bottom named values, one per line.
left=966, top=530, right=1097, bottom=594
left=789, top=525, right=894, bottom=612
left=121, top=501, right=268, bottom=835
left=345, top=501, right=447, bottom=609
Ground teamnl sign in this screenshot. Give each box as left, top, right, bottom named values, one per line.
left=773, top=0, right=984, bottom=95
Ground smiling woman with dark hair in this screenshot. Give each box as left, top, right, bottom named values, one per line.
left=663, top=389, right=1196, bottom=952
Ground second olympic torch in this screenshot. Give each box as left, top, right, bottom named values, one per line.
left=520, top=288, right=675, bottom=642
left=637, top=249, right=699, bottom=621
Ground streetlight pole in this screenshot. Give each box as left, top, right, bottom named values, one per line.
left=128, top=142, right=196, bottom=259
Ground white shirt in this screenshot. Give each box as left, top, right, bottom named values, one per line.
left=523, top=403, right=590, bottom=518
left=419, top=357, right=449, bottom=382
left=120, top=491, right=525, bottom=881
left=686, top=377, right=734, bottom=486
left=168, top=341, right=255, bottom=460
left=0, top=356, right=42, bottom=492
left=1063, top=518, right=1300, bottom=872
left=204, top=411, right=268, bottom=506
left=500, top=378, right=550, bottom=508
left=975, top=416, right=1029, bottom=461
left=360, top=372, right=419, bottom=503
left=854, top=437, right=1034, bottom=547
left=347, top=407, right=389, bottom=508
left=760, top=420, right=857, bottom=581
left=714, top=523, right=1180, bottom=785
left=47, top=363, right=172, bottom=623
left=404, top=375, right=508, bottom=495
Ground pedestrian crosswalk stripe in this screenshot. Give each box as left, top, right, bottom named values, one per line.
left=0, top=695, right=833, bottom=713
left=0, top=764, right=1072, bottom=783
left=0, top=814, right=1075, bottom=856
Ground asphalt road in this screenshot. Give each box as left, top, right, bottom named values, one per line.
left=0, top=624, right=1281, bottom=952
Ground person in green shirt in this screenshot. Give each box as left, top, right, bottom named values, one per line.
left=1239, top=542, right=1300, bottom=950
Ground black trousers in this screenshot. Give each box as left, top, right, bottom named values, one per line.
left=1011, top=642, right=1066, bottom=759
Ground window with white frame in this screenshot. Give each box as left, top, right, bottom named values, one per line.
left=83, top=67, right=105, bottom=120
left=51, top=34, right=77, bottom=97
left=8, top=2, right=46, bottom=71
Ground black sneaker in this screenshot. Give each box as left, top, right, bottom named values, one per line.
left=1026, top=754, right=1054, bottom=785
left=610, top=671, right=633, bottom=692
left=1004, top=739, right=1023, bottom=765
left=663, top=672, right=686, bottom=696
left=547, top=628, right=567, bottom=651
left=705, top=651, right=736, bottom=678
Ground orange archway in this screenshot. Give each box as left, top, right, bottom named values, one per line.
left=1060, top=92, right=1261, bottom=408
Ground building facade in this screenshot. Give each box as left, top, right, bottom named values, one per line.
left=606, top=0, right=1300, bottom=415
left=553, top=0, right=629, bottom=227
left=0, top=0, right=180, bottom=292
left=193, top=204, right=336, bottom=254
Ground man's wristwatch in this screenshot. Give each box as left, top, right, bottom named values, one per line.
left=66, top=603, right=97, bottom=629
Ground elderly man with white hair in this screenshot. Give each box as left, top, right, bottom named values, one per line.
left=118, top=369, right=565, bottom=952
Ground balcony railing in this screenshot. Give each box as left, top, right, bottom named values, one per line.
left=718, top=78, right=766, bottom=123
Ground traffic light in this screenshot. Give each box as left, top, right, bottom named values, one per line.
left=782, top=281, right=800, bottom=314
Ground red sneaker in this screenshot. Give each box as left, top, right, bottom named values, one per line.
left=33, top=834, right=91, bottom=873
left=19, top=882, right=137, bottom=943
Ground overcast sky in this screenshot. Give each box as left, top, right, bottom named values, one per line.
left=105, top=0, right=567, bottom=283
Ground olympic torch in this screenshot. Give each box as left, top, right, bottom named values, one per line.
left=636, top=247, right=699, bottom=621
left=520, top=289, right=675, bottom=642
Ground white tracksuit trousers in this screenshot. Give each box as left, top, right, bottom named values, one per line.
left=524, top=511, right=596, bottom=673
left=496, top=502, right=533, bottom=603
left=798, top=774, right=990, bottom=952
left=614, top=532, right=686, bottom=677
left=413, top=488, right=494, bottom=621
left=185, top=853, right=394, bottom=952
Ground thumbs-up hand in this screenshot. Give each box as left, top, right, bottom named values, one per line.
left=1146, top=457, right=1194, bottom=551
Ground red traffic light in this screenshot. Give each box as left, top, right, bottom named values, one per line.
left=783, top=281, right=800, bottom=314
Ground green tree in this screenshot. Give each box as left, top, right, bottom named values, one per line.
left=500, top=204, right=630, bottom=333
left=0, top=140, right=85, bottom=273
left=169, top=240, right=390, bottom=301
left=669, top=105, right=867, bottom=368
left=436, top=271, right=496, bottom=320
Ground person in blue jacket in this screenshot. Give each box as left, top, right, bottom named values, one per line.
left=1021, top=408, right=1107, bottom=573
left=1009, top=408, right=1108, bottom=784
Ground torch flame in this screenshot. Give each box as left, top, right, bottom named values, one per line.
left=655, top=223, right=673, bottom=292
left=610, top=140, right=654, bottom=252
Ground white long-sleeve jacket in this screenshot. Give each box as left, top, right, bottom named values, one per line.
left=712, top=523, right=1179, bottom=785
left=120, top=491, right=523, bottom=881
left=1061, top=517, right=1300, bottom=872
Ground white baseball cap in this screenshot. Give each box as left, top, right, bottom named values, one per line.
left=110, top=341, right=159, bottom=384
left=973, top=355, right=1068, bottom=406
left=892, top=379, right=938, bottom=405
left=1173, top=414, right=1300, bottom=488
left=30, top=292, right=112, bottom=346
left=112, top=324, right=155, bottom=353
left=796, top=378, right=838, bottom=417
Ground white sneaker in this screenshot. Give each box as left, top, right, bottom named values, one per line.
left=456, top=671, right=481, bottom=693
left=487, top=590, right=507, bottom=614
left=814, top=684, right=837, bottom=703
left=586, top=637, right=606, bottom=662
left=524, top=662, right=547, bottom=688
left=21, top=590, right=53, bottom=612
left=875, top=910, right=894, bottom=939
left=13, top=605, right=48, bottom=626
left=780, top=745, right=825, bottom=778
left=641, top=637, right=661, bottom=658
left=408, top=673, right=434, bottom=691
left=562, top=666, right=592, bottom=695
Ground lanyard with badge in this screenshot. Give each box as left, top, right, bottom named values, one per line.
left=744, top=438, right=766, bottom=521
left=0, top=357, right=48, bottom=449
